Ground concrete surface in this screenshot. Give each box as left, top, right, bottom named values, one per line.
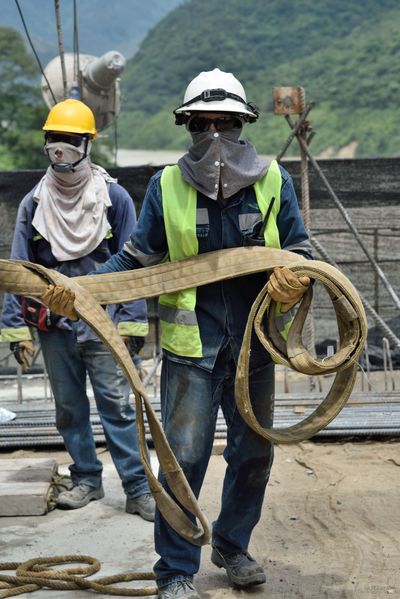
left=0, top=450, right=159, bottom=597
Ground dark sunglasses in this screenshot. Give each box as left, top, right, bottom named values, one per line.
left=45, top=132, right=85, bottom=147
left=188, top=115, right=243, bottom=133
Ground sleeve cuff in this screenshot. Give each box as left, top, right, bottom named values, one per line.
left=0, top=327, right=33, bottom=343
left=117, top=321, right=149, bottom=337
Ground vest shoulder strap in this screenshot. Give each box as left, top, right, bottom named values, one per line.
left=160, top=165, right=198, bottom=261
left=253, top=159, right=282, bottom=220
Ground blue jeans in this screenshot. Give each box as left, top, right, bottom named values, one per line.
left=154, top=344, right=274, bottom=586
left=38, top=327, right=149, bottom=498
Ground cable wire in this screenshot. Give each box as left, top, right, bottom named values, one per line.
left=73, top=0, right=81, bottom=90
left=14, top=0, right=57, bottom=104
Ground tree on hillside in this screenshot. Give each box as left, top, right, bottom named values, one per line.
left=0, top=27, right=48, bottom=170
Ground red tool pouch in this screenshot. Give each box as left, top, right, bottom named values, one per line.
left=21, top=296, right=52, bottom=332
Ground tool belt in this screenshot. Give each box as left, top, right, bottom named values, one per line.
left=0, top=247, right=367, bottom=546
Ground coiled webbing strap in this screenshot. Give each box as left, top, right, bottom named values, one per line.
left=0, top=246, right=367, bottom=545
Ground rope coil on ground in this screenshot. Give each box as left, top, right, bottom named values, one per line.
left=0, top=556, right=156, bottom=597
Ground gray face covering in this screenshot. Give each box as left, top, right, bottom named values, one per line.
left=178, top=129, right=270, bottom=200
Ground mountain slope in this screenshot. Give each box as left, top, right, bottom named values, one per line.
left=118, top=0, right=400, bottom=157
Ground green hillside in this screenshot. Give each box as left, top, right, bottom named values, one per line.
left=118, top=0, right=400, bottom=157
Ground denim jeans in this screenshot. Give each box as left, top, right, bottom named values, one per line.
left=154, top=343, right=274, bottom=586
left=38, top=327, right=149, bottom=498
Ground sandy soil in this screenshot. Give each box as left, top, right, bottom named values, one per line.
left=1, top=439, right=399, bottom=598
left=198, top=440, right=400, bottom=598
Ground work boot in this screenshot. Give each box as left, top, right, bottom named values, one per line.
left=56, top=483, right=104, bottom=509
left=211, top=545, right=266, bottom=587
left=125, top=492, right=156, bottom=521
left=158, top=579, right=200, bottom=598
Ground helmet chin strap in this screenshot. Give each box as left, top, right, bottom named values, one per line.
left=48, top=137, right=90, bottom=173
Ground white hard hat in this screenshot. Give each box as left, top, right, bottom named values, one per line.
left=174, top=68, right=259, bottom=124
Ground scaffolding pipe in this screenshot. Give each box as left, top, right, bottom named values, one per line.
left=54, top=0, right=68, bottom=99
left=285, top=115, right=400, bottom=312
left=276, top=102, right=315, bottom=162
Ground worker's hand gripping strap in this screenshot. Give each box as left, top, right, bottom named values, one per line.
left=235, top=259, right=366, bottom=443
left=0, top=248, right=367, bottom=544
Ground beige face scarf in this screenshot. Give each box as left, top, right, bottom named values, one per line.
left=178, top=129, right=270, bottom=200
left=32, top=142, right=113, bottom=261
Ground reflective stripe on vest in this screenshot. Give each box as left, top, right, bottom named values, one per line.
left=159, top=161, right=285, bottom=357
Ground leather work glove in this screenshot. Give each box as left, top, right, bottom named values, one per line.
left=267, top=266, right=310, bottom=313
left=121, top=335, right=145, bottom=357
left=40, top=284, right=78, bottom=321
left=10, top=340, right=34, bottom=371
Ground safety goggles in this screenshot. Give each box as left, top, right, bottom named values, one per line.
left=188, top=115, right=243, bottom=133
left=44, top=132, right=86, bottom=147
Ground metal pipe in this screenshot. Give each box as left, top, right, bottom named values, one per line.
left=315, top=428, right=400, bottom=437
left=276, top=102, right=315, bottom=162
left=16, top=363, right=23, bottom=404
left=362, top=342, right=372, bottom=392
left=84, top=51, right=126, bottom=92
left=383, top=337, right=395, bottom=391
left=54, top=0, right=68, bottom=99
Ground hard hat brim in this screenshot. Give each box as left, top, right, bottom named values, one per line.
left=42, top=123, right=96, bottom=139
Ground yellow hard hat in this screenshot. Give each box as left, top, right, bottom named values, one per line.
left=43, top=99, right=97, bottom=138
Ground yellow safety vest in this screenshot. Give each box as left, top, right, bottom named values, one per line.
left=159, top=160, right=288, bottom=357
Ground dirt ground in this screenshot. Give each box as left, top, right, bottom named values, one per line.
left=1, top=439, right=399, bottom=598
